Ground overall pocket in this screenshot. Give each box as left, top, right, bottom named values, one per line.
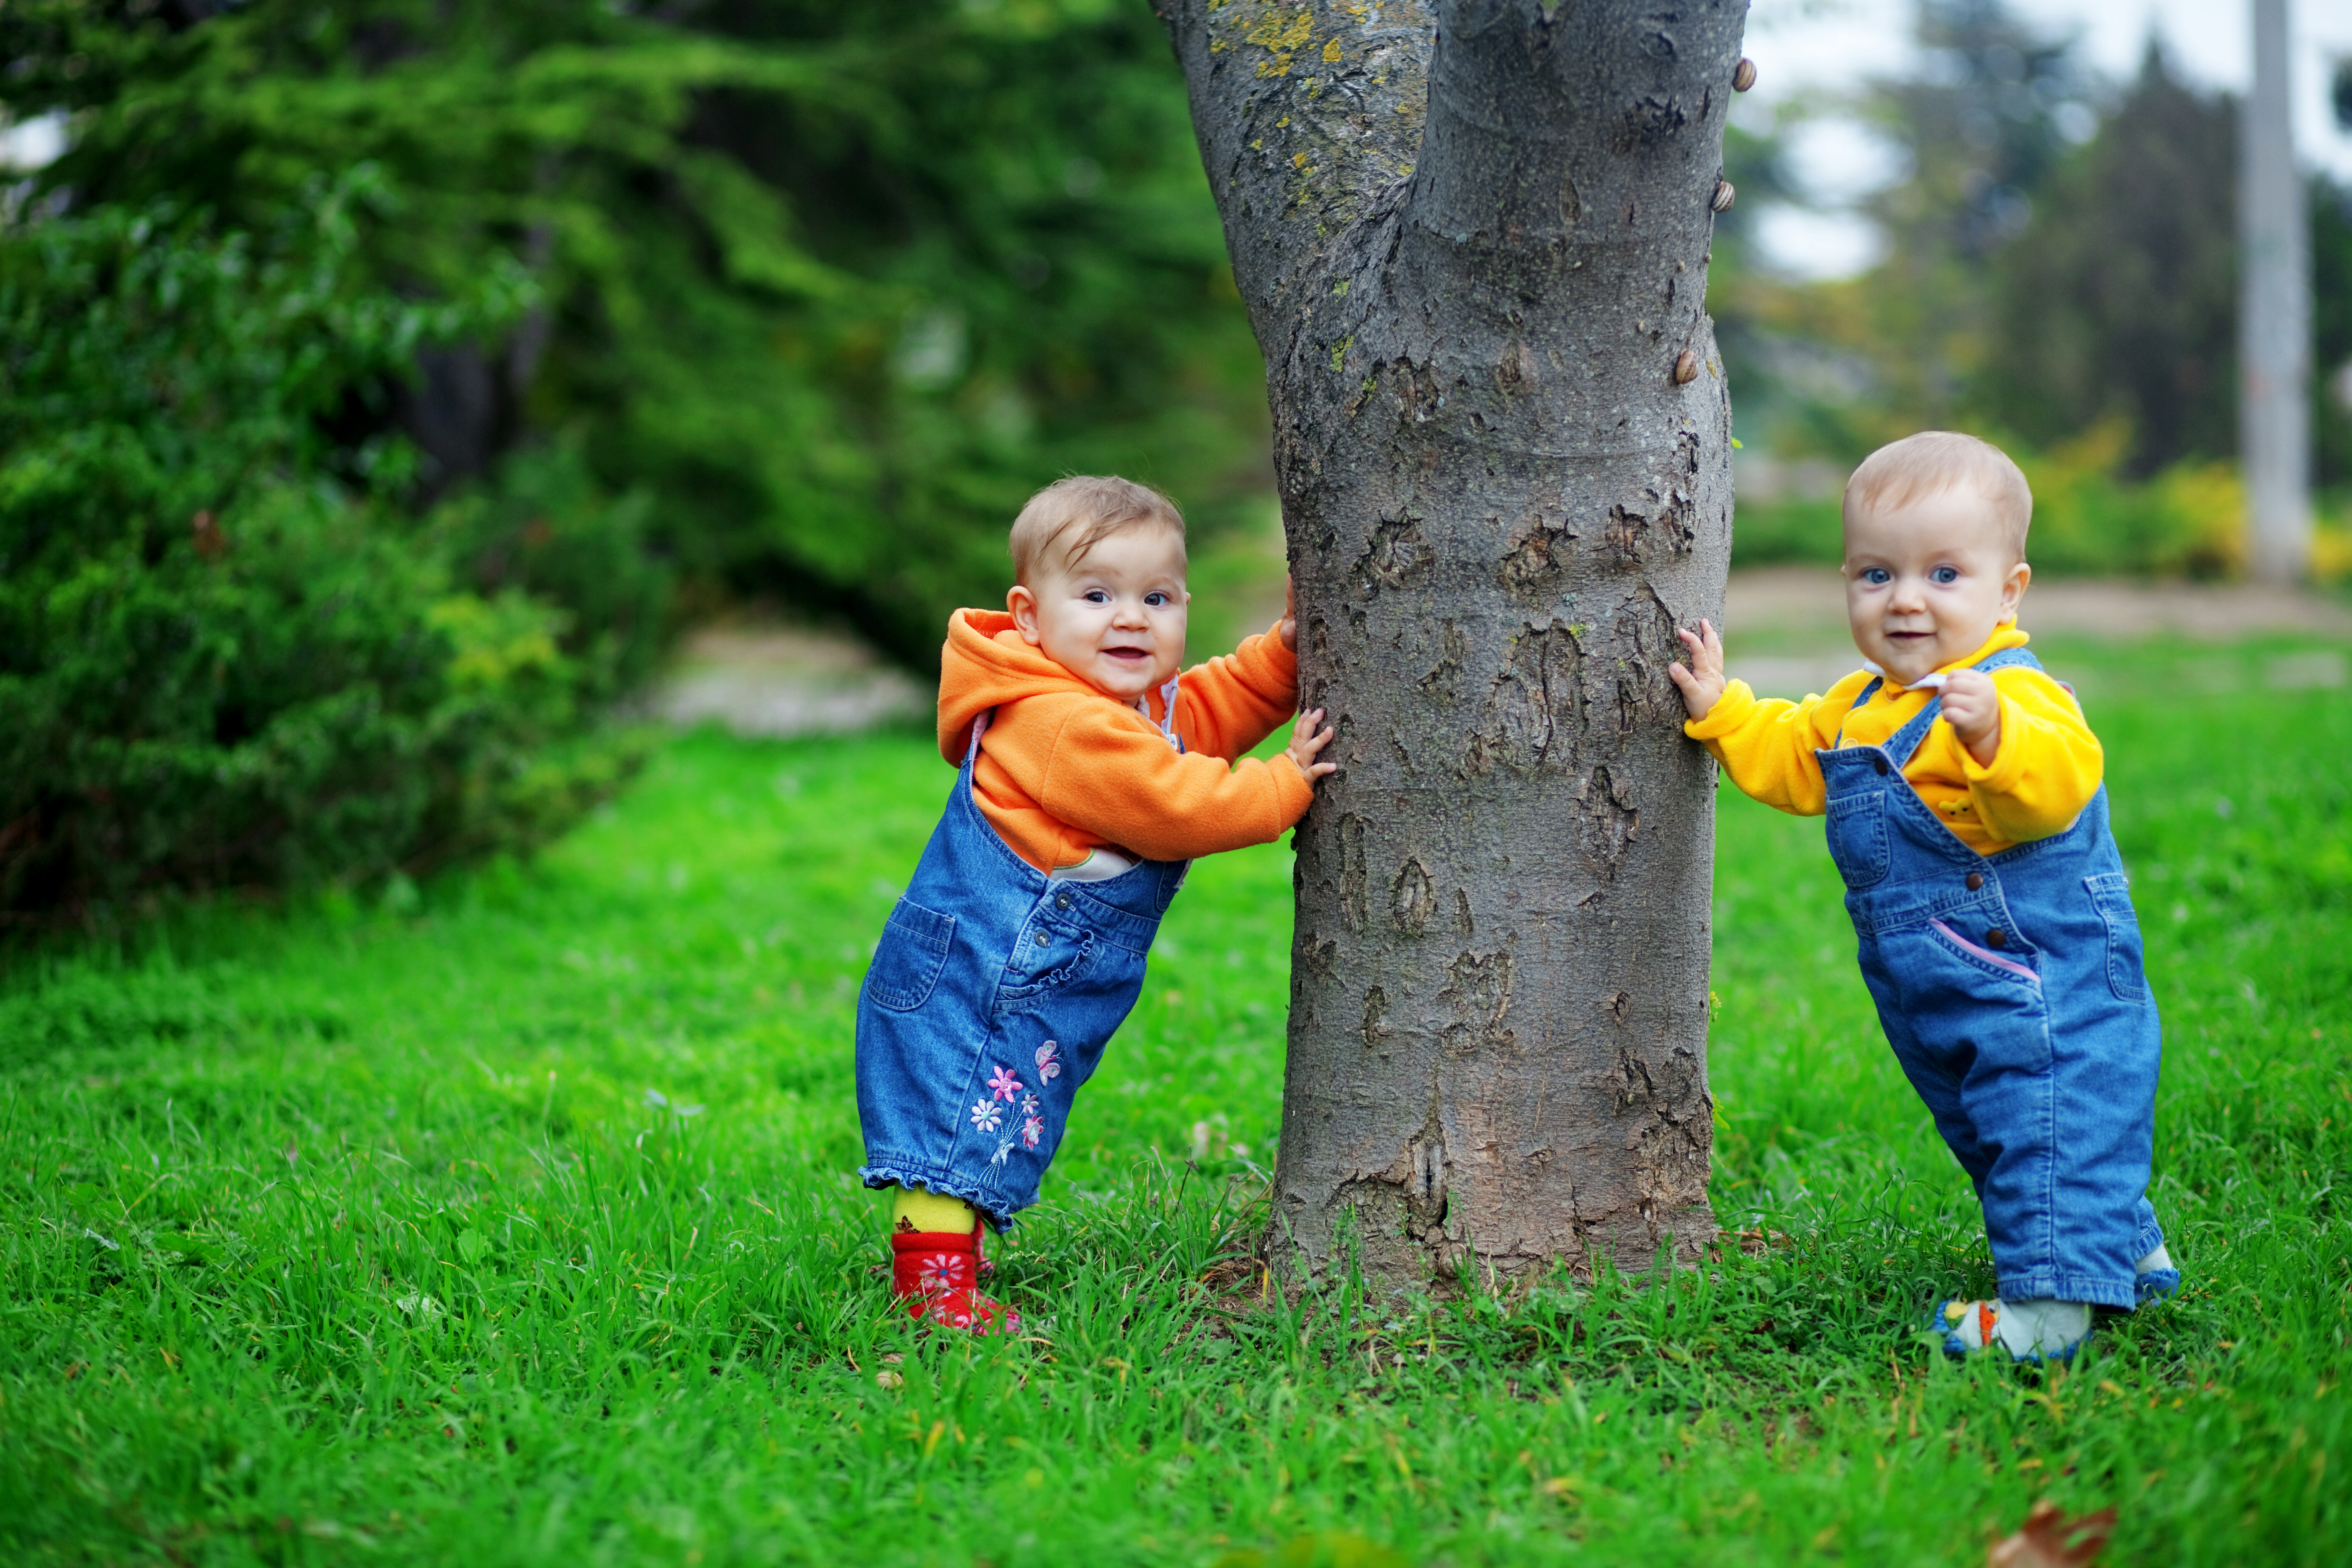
left=1894, top=920, right=2053, bottom=1078
left=863, top=898, right=957, bottom=1012
left=2084, top=872, right=2149, bottom=1002
left=1927, top=917, right=2043, bottom=986
left=994, top=910, right=1100, bottom=1006
left=1824, top=789, right=1891, bottom=888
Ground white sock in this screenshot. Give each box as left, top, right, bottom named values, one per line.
left=2135, top=1243, right=2173, bottom=1275
left=1992, top=1297, right=2092, bottom=1358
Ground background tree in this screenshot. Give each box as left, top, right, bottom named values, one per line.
left=2, top=0, right=1269, bottom=663
left=1979, top=47, right=2236, bottom=479
left=1705, top=0, right=2352, bottom=578
left=0, top=0, right=1279, bottom=918
left=0, top=174, right=637, bottom=919
left=1161, top=0, right=1743, bottom=1286
left=2311, top=181, right=2352, bottom=489
left=1830, top=0, right=2091, bottom=437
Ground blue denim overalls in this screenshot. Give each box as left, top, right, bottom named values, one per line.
left=1822, top=647, right=2164, bottom=1310
left=856, top=714, right=1187, bottom=1229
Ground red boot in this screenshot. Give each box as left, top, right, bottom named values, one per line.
left=890, top=1220, right=1021, bottom=1334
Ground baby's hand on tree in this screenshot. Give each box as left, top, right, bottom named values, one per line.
left=1278, top=576, right=1299, bottom=652
left=1939, top=669, right=2003, bottom=766
left=1667, top=620, right=1728, bottom=720
left=1286, top=707, right=1337, bottom=781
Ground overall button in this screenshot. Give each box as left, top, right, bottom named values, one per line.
left=1965, top=872, right=1984, bottom=891
left=1871, top=756, right=1889, bottom=776
left=1034, top=931, right=1050, bottom=947
left=1055, top=894, right=1072, bottom=910
left=1985, top=928, right=2007, bottom=948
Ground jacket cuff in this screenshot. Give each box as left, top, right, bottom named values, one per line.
left=1266, top=752, right=1317, bottom=825
left=1238, top=620, right=1299, bottom=689
left=1959, top=691, right=2029, bottom=794
left=1683, top=678, right=1758, bottom=740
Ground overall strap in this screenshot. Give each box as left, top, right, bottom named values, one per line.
left=1885, top=693, right=1944, bottom=766
left=1971, top=646, right=2044, bottom=676
left=1883, top=645, right=2048, bottom=766
left=1831, top=676, right=1886, bottom=749
left=1153, top=675, right=1184, bottom=754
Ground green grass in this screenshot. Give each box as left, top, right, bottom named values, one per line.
left=3, top=639, right=2347, bottom=1567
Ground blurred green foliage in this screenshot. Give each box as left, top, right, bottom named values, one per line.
left=1981, top=49, right=2236, bottom=481
left=1715, top=1, right=2352, bottom=574
left=0, top=0, right=1267, bottom=662
left=1728, top=426, right=2246, bottom=578
left=0, top=169, right=657, bottom=922
left=2311, top=186, right=2352, bottom=493
left=0, top=0, right=1268, bottom=916
left=13, top=0, right=2338, bottom=921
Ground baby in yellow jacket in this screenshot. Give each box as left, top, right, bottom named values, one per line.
left=1670, top=431, right=2174, bottom=1362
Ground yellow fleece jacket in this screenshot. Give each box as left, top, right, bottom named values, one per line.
left=936, top=609, right=1313, bottom=872
left=1684, top=625, right=2102, bottom=855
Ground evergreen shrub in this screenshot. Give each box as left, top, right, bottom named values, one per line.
left=0, top=172, right=647, bottom=923
left=2, top=0, right=1273, bottom=665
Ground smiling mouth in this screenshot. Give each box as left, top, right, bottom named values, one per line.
left=1101, top=645, right=1150, bottom=663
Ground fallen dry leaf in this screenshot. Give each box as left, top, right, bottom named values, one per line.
left=1988, top=1500, right=2117, bottom=1568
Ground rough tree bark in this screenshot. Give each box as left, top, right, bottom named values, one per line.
left=1160, top=0, right=1744, bottom=1286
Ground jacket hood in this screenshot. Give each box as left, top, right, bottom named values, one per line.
left=936, top=608, right=1106, bottom=764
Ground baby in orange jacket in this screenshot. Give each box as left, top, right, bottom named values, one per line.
left=855, top=475, right=1333, bottom=1331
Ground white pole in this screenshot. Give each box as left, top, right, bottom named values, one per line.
left=2241, top=0, right=2311, bottom=583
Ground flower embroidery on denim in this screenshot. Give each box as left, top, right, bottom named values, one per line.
left=988, top=1063, right=1022, bottom=1103
left=1035, top=1041, right=1062, bottom=1082
left=969, top=1099, right=1002, bottom=1133
left=1021, top=1114, right=1044, bottom=1150
left=990, top=1132, right=1019, bottom=1166
left=1021, top=1092, right=1040, bottom=1117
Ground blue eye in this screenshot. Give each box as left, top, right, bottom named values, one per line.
left=1145, top=592, right=1169, bottom=607
left=1931, top=566, right=1959, bottom=585
left=1084, top=590, right=1109, bottom=604
left=1862, top=567, right=1891, bottom=585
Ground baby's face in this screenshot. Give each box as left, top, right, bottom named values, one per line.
left=1842, top=486, right=2031, bottom=686
left=1010, top=525, right=1189, bottom=702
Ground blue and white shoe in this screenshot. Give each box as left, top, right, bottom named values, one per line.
left=2133, top=1244, right=2182, bottom=1306
left=1928, top=1297, right=2091, bottom=1363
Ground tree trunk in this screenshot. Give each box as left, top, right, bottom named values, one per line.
left=1161, top=0, right=1742, bottom=1287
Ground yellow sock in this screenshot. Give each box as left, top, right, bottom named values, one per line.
left=891, top=1185, right=977, bottom=1235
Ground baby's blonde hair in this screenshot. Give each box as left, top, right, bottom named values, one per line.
left=1008, top=475, right=1186, bottom=586
left=1843, top=431, right=2033, bottom=562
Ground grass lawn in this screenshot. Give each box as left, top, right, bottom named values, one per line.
left=2, top=634, right=2347, bottom=1566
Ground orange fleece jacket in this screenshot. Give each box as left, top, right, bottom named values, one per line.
left=935, top=609, right=1314, bottom=872
left=1684, top=624, right=2102, bottom=855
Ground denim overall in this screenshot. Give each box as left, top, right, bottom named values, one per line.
left=1823, top=647, right=2164, bottom=1310
left=856, top=714, right=1187, bottom=1229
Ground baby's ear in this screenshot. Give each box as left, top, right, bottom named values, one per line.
left=1006, top=583, right=1045, bottom=645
